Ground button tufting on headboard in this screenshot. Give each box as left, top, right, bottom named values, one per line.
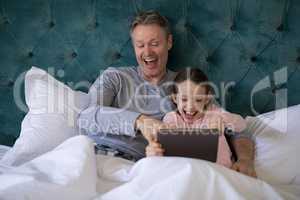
left=49, top=21, right=55, bottom=28
left=28, top=52, right=34, bottom=58
left=206, top=55, right=213, bottom=63
left=71, top=52, right=77, bottom=58
left=4, top=19, right=9, bottom=25
left=113, top=52, right=122, bottom=60
left=250, top=56, right=257, bottom=63
left=0, top=16, right=9, bottom=25
left=7, top=79, right=14, bottom=87
left=230, top=23, right=236, bottom=31
left=276, top=24, right=284, bottom=32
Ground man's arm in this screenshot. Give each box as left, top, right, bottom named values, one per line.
left=219, top=112, right=257, bottom=177
left=78, top=105, right=141, bottom=136
left=231, top=137, right=257, bottom=178
left=77, top=68, right=141, bottom=137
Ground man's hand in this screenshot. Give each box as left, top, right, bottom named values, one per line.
left=146, top=141, right=164, bottom=156
left=231, top=158, right=257, bottom=178
left=135, top=114, right=167, bottom=142
left=231, top=138, right=257, bottom=178
left=221, top=112, right=247, bottom=133
left=206, top=111, right=247, bottom=134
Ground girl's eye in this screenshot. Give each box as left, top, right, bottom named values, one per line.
left=196, top=99, right=203, bottom=103
left=181, top=98, right=187, bottom=102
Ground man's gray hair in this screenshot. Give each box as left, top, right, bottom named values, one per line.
left=130, top=10, right=171, bottom=37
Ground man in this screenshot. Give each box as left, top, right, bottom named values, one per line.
left=78, top=10, right=256, bottom=177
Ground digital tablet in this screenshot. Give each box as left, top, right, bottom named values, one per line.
left=157, top=128, right=220, bottom=162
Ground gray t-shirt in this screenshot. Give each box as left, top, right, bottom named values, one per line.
left=78, top=66, right=177, bottom=137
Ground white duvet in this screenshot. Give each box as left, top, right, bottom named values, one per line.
left=0, top=135, right=298, bottom=200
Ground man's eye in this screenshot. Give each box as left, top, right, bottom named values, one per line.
left=151, top=42, right=159, bottom=46
left=196, top=99, right=203, bottom=102
left=136, top=44, right=144, bottom=48
left=181, top=98, right=187, bottom=102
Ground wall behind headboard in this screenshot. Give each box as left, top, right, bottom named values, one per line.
left=0, top=0, right=299, bottom=145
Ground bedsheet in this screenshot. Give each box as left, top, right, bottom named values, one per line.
left=0, top=135, right=298, bottom=200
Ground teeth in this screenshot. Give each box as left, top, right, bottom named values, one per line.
left=185, top=111, right=196, bottom=115
left=144, top=57, right=156, bottom=62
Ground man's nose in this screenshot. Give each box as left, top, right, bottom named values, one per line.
left=144, top=45, right=153, bottom=56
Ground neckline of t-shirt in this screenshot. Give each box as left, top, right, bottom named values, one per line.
left=137, top=66, right=173, bottom=86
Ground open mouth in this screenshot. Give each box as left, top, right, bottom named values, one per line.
left=183, top=110, right=198, bottom=120
left=143, top=57, right=158, bottom=66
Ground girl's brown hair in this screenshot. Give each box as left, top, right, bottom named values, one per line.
left=172, top=68, right=213, bottom=95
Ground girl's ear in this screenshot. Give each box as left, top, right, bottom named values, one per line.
left=204, top=90, right=213, bottom=105
left=204, top=98, right=211, bottom=107
left=203, top=93, right=212, bottom=111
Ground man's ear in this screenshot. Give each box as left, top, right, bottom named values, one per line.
left=171, top=94, right=177, bottom=104
left=167, top=34, right=173, bottom=50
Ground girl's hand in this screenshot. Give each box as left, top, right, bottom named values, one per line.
left=146, top=141, right=164, bottom=157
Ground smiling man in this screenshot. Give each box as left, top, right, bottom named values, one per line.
left=78, top=10, right=256, bottom=177
left=131, top=21, right=172, bottom=85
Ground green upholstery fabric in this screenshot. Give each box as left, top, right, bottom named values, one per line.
left=0, top=0, right=299, bottom=145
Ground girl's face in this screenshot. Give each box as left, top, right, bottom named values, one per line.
left=173, top=80, right=211, bottom=123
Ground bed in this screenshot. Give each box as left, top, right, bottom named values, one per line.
left=0, top=0, right=300, bottom=199
left=0, top=67, right=299, bottom=199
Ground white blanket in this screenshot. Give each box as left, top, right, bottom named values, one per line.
left=0, top=135, right=298, bottom=200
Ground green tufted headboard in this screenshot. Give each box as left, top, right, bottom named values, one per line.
left=0, top=0, right=300, bottom=146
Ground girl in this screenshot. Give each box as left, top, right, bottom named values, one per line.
left=146, top=68, right=247, bottom=168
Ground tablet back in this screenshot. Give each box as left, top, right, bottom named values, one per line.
left=157, top=128, right=219, bottom=162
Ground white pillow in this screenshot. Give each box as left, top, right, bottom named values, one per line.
left=0, top=145, right=10, bottom=160
left=1, top=66, right=90, bottom=166
left=247, top=104, right=300, bottom=185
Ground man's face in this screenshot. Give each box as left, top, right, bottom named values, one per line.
left=131, top=24, right=172, bottom=80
